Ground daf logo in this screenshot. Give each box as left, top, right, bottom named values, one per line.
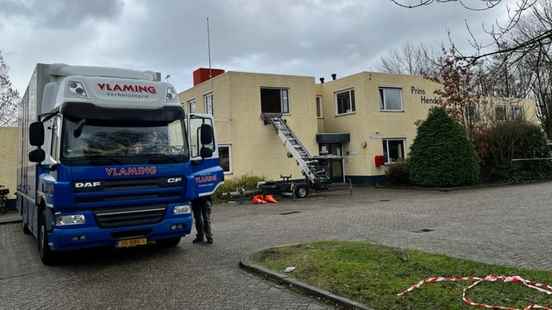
left=74, top=181, right=102, bottom=189
left=167, top=177, right=182, bottom=184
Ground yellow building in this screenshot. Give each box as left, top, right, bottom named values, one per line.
left=180, top=69, right=538, bottom=184
left=0, top=127, right=18, bottom=199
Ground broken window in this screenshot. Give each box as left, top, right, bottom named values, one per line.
left=260, top=88, right=289, bottom=114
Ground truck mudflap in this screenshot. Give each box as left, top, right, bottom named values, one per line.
left=47, top=215, right=192, bottom=251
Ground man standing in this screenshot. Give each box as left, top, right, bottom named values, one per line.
left=192, top=198, right=213, bottom=244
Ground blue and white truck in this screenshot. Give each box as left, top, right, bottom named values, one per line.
left=17, top=64, right=223, bottom=264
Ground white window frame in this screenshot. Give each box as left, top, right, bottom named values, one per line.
left=511, top=106, right=523, bottom=120
left=495, top=105, right=507, bottom=121
left=316, top=95, right=323, bottom=118
left=382, top=138, right=406, bottom=164
left=465, top=104, right=481, bottom=122
left=280, top=88, right=289, bottom=114
left=260, top=87, right=290, bottom=114
left=335, top=88, right=356, bottom=116
left=379, top=87, right=404, bottom=112
left=187, top=98, right=196, bottom=114
left=204, top=92, right=214, bottom=115
left=217, top=144, right=232, bottom=175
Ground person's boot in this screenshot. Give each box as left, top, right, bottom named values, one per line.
left=192, top=236, right=204, bottom=243
left=206, top=237, right=213, bottom=244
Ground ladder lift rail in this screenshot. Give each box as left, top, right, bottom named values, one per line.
left=266, top=115, right=329, bottom=185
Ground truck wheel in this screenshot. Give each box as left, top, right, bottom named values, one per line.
left=294, top=185, right=309, bottom=199
left=157, top=237, right=181, bottom=248
left=38, top=214, right=57, bottom=265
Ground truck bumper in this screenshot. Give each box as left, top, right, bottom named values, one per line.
left=47, top=215, right=192, bottom=251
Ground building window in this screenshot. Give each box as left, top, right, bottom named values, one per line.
left=204, top=93, right=213, bottom=115
left=316, top=96, right=323, bottom=118
left=218, top=144, right=231, bottom=174
left=379, top=87, right=403, bottom=111
left=383, top=139, right=405, bottom=164
left=512, top=106, right=523, bottom=120
left=465, top=104, right=480, bottom=122
left=260, top=88, right=289, bottom=114
left=187, top=98, right=196, bottom=114
left=495, top=105, right=507, bottom=121
left=336, top=89, right=356, bottom=115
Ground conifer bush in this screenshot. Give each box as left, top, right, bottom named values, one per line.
left=408, top=107, right=480, bottom=186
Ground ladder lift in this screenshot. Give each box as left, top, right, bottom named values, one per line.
left=258, top=113, right=331, bottom=198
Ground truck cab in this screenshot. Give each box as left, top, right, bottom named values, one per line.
left=17, top=64, right=224, bottom=264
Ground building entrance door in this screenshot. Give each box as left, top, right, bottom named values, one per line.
left=319, top=143, right=345, bottom=183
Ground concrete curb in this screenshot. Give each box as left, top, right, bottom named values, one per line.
left=378, top=178, right=552, bottom=192
left=240, top=254, right=373, bottom=310
left=0, top=213, right=22, bottom=225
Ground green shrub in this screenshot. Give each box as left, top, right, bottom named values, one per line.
left=214, top=175, right=264, bottom=201
left=480, top=121, right=552, bottom=182
left=408, top=107, right=480, bottom=187
left=385, top=162, right=410, bottom=185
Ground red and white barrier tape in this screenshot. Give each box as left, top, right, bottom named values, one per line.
left=397, top=275, right=552, bottom=310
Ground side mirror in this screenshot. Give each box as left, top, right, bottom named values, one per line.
left=200, top=124, right=214, bottom=145
left=29, top=149, right=45, bottom=163
left=29, top=122, right=45, bottom=146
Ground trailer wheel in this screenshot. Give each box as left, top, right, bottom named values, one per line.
left=38, top=213, right=57, bottom=265
left=294, top=185, right=309, bottom=199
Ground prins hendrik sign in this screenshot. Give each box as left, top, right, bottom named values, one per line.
left=97, top=83, right=157, bottom=99
left=411, top=86, right=440, bottom=105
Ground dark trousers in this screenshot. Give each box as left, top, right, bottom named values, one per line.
left=192, top=199, right=212, bottom=240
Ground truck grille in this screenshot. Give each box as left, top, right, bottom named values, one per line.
left=94, top=205, right=166, bottom=228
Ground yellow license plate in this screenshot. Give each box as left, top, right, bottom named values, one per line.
left=117, top=238, right=148, bottom=248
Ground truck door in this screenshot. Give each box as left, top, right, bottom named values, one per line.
left=188, top=114, right=217, bottom=160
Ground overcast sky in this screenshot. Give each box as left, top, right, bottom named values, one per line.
left=0, top=0, right=512, bottom=93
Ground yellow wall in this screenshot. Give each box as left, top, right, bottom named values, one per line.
left=181, top=70, right=539, bottom=181
left=319, top=72, right=442, bottom=177
left=0, top=127, right=18, bottom=199
left=180, top=71, right=319, bottom=181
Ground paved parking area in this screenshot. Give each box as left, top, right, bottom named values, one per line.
left=2, top=182, right=552, bottom=309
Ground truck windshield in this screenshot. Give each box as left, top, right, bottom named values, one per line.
left=61, top=118, right=189, bottom=165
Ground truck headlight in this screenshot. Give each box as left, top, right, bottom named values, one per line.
left=56, top=214, right=86, bottom=226
left=173, top=205, right=191, bottom=215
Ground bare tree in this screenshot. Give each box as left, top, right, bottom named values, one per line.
left=379, top=42, right=441, bottom=78
left=0, top=51, right=19, bottom=127
left=390, top=0, right=502, bottom=10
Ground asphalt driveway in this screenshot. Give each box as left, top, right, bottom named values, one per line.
left=2, top=182, right=552, bottom=309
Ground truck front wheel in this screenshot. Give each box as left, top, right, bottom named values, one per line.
left=38, top=214, right=57, bottom=265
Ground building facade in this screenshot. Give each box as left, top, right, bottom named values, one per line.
left=0, top=127, right=19, bottom=199
left=186, top=70, right=537, bottom=184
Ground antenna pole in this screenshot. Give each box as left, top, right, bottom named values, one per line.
left=207, top=17, right=212, bottom=79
